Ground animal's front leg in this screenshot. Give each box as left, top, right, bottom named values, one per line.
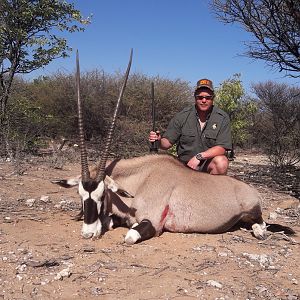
left=124, top=219, right=156, bottom=245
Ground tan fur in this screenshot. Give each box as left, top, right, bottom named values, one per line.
left=95, top=154, right=263, bottom=235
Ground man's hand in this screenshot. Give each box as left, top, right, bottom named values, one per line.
left=149, top=132, right=173, bottom=150
left=187, top=156, right=201, bottom=170
left=149, top=130, right=161, bottom=142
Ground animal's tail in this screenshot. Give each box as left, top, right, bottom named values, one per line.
left=266, top=223, right=296, bottom=235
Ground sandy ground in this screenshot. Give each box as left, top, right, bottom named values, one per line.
left=0, top=153, right=299, bottom=300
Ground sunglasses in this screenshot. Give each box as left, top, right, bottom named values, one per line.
left=195, top=95, right=214, bottom=100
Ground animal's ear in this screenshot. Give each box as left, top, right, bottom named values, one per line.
left=104, top=175, right=134, bottom=198
left=51, top=176, right=81, bottom=188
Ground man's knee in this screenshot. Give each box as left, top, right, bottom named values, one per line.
left=208, top=155, right=229, bottom=175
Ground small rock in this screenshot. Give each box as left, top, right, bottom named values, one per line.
left=16, top=264, right=27, bottom=273
left=207, top=280, right=223, bottom=288
left=40, top=195, right=50, bottom=203
left=255, top=285, right=268, bottom=293
left=91, top=287, right=104, bottom=296
left=269, top=212, right=278, bottom=220
left=54, top=267, right=71, bottom=280
left=26, top=198, right=36, bottom=207
left=242, top=252, right=275, bottom=268
left=192, top=245, right=215, bottom=252
left=291, top=278, right=298, bottom=285
left=82, top=246, right=96, bottom=253
left=41, top=279, right=50, bottom=285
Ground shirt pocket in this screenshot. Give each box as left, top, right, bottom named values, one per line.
left=204, top=130, right=218, bottom=148
left=180, top=130, right=196, bottom=146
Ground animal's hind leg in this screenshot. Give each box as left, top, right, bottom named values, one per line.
left=124, top=219, right=156, bottom=245
left=241, top=205, right=267, bottom=240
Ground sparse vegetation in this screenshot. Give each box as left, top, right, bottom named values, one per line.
left=215, top=74, right=258, bottom=155
left=0, top=71, right=192, bottom=160
left=1, top=70, right=299, bottom=173
left=251, top=81, right=300, bottom=169
left=211, top=0, right=300, bottom=77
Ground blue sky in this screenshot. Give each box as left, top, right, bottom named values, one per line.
left=26, top=0, right=299, bottom=93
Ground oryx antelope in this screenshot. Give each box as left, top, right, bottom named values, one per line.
left=53, top=50, right=295, bottom=245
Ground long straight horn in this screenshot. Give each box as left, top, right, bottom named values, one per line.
left=76, top=50, right=90, bottom=182
left=96, top=49, right=133, bottom=182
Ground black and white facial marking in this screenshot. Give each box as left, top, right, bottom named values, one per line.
left=79, top=180, right=105, bottom=239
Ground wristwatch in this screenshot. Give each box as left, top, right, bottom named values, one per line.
left=195, top=153, right=203, bottom=161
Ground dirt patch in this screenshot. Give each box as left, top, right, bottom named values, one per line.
left=0, top=154, right=299, bottom=299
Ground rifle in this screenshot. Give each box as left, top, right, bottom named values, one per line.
left=149, top=82, right=158, bottom=153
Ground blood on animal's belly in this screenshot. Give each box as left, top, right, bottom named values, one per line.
left=159, top=205, right=169, bottom=226
left=159, top=205, right=178, bottom=232
left=162, top=207, right=196, bottom=233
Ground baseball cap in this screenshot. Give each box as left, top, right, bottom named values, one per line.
left=195, top=78, right=214, bottom=92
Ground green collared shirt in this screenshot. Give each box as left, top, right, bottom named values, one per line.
left=163, top=105, right=232, bottom=163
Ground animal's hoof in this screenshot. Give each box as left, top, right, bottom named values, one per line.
left=252, top=223, right=267, bottom=240
left=82, top=232, right=93, bottom=239
left=124, top=229, right=141, bottom=245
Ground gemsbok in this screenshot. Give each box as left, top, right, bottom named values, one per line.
left=53, top=50, right=295, bottom=245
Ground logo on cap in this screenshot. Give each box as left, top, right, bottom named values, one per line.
left=196, top=78, right=214, bottom=92
left=200, top=79, right=210, bottom=85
